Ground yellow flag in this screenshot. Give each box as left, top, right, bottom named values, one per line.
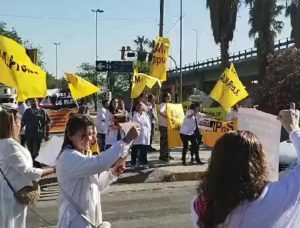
left=166, top=103, right=185, bottom=148
left=149, top=37, right=170, bottom=82
left=65, top=73, right=100, bottom=100
left=0, top=35, right=47, bottom=101
left=131, top=71, right=161, bottom=99
left=210, top=64, right=248, bottom=111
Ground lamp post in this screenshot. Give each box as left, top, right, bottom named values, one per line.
left=179, top=0, right=183, bottom=102
left=91, top=9, right=104, bottom=61
left=91, top=9, right=104, bottom=111
left=192, top=29, right=198, bottom=63
left=53, top=42, right=61, bottom=88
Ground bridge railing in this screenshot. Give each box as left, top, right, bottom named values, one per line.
left=168, top=38, right=295, bottom=74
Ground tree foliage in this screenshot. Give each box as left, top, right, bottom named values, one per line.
left=134, top=36, right=149, bottom=62
left=255, top=48, right=300, bottom=114
left=286, top=0, right=300, bottom=48
left=206, top=0, right=240, bottom=70
left=246, top=0, right=284, bottom=80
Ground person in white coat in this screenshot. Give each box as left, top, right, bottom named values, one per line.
left=180, top=103, right=205, bottom=166
left=191, top=107, right=300, bottom=228
left=131, top=101, right=151, bottom=171
left=96, top=100, right=109, bottom=151
left=0, top=109, right=55, bottom=228
left=56, top=114, right=139, bottom=228
left=105, top=98, right=126, bottom=150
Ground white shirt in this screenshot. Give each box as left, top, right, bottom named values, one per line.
left=132, top=111, right=151, bottom=145
left=96, top=106, right=107, bottom=134
left=0, top=138, right=42, bottom=228
left=56, top=140, right=129, bottom=228
left=105, top=111, right=125, bottom=145
left=191, top=130, right=300, bottom=228
left=180, top=110, right=198, bottom=135
left=158, top=103, right=167, bottom=127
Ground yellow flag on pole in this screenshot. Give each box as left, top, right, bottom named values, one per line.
left=65, top=73, right=100, bottom=100
left=0, top=35, right=47, bottom=101
left=131, top=71, right=161, bottom=99
left=210, top=64, right=249, bottom=111
left=149, top=37, right=170, bottom=82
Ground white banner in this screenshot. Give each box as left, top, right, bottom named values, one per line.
left=198, top=118, right=215, bottom=131
left=36, top=135, right=64, bottom=167
left=238, top=108, right=281, bottom=181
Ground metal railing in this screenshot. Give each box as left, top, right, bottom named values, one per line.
left=168, top=38, right=295, bottom=74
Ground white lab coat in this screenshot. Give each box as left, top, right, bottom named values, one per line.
left=191, top=130, right=300, bottom=228
left=132, top=111, right=151, bottom=145
left=96, top=106, right=107, bottom=134
left=56, top=140, right=129, bottom=228
left=105, top=111, right=125, bottom=146
left=0, top=138, right=42, bottom=228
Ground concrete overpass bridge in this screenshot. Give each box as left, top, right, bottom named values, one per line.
left=163, top=38, right=295, bottom=101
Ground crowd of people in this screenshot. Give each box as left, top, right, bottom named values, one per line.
left=1, top=93, right=300, bottom=228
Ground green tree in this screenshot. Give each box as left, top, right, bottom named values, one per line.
left=147, top=39, right=156, bottom=62
left=134, top=36, right=149, bottom=62
left=286, top=0, right=300, bottom=48
left=76, top=63, right=105, bottom=111
left=246, top=0, right=284, bottom=81
left=206, top=0, right=240, bottom=70
left=255, top=48, right=300, bottom=114
left=108, top=72, right=131, bottom=104
left=0, top=22, right=22, bottom=43
left=46, top=73, right=57, bottom=89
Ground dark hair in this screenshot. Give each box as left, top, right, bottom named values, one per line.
left=162, top=92, right=171, bottom=103
left=78, top=105, right=89, bottom=114
left=148, top=94, right=155, bottom=101
left=190, top=102, right=200, bottom=110
left=132, top=101, right=142, bottom=114
left=197, top=130, right=268, bottom=227
left=102, top=100, right=109, bottom=106
left=0, top=109, right=21, bottom=139
left=60, top=114, right=95, bottom=152
left=108, top=98, right=119, bottom=114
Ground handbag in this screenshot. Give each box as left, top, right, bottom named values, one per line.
left=0, top=167, right=41, bottom=205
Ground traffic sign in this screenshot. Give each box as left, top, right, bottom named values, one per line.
left=96, top=60, right=108, bottom=72
left=110, top=61, right=133, bottom=73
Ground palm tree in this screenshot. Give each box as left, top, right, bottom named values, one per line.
left=147, top=39, right=156, bottom=62
left=206, top=0, right=240, bottom=70
left=246, top=0, right=284, bottom=80
left=134, top=36, right=149, bottom=62
left=286, top=0, right=300, bottom=48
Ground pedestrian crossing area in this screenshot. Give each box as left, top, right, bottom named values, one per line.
left=39, top=182, right=59, bottom=202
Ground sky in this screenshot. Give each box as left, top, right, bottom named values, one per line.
left=0, top=0, right=292, bottom=78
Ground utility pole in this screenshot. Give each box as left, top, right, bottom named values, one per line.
left=192, top=29, right=198, bottom=63
left=179, top=0, right=183, bottom=102
left=53, top=42, right=61, bottom=88
left=91, top=9, right=104, bottom=111
left=91, top=9, right=104, bottom=61
left=159, top=0, right=164, bottom=37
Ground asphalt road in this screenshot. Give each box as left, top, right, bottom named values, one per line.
left=27, top=181, right=198, bottom=228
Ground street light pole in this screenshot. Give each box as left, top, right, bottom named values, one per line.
left=159, top=0, right=164, bottom=37
left=91, top=9, right=104, bottom=61
left=192, top=29, right=198, bottom=63
left=91, top=9, right=104, bottom=112
left=179, top=0, right=183, bottom=102
left=53, top=42, right=61, bottom=88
